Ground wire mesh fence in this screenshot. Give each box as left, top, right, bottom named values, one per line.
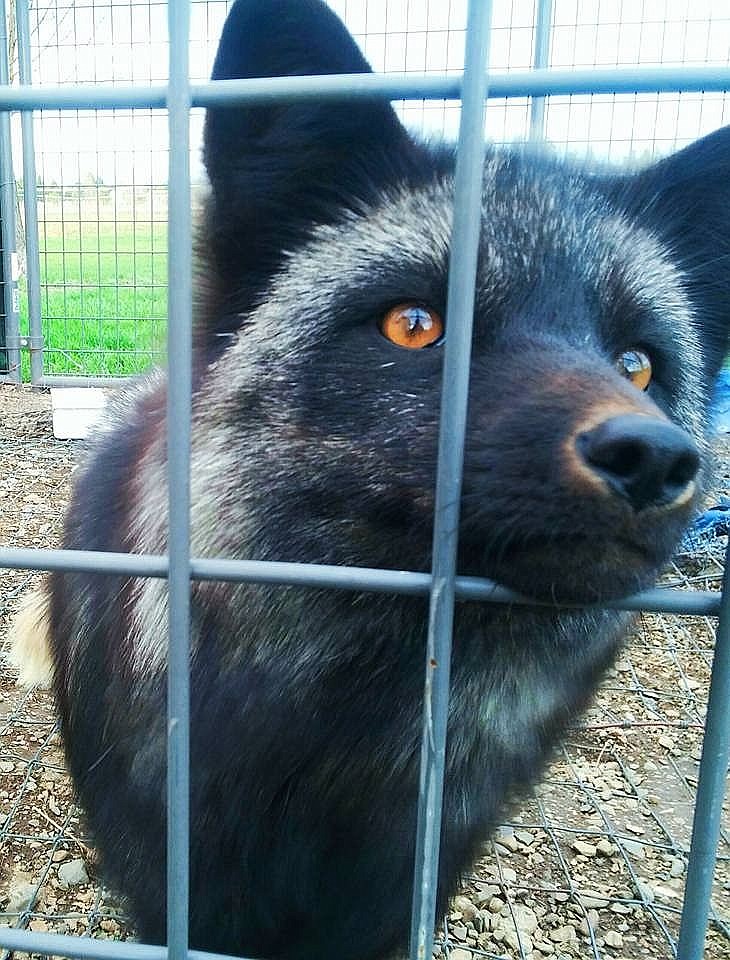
left=0, top=0, right=728, bottom=381
left=0, top=3, right=729, bottom=960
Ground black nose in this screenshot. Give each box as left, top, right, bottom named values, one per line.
left=577, top=414, right=700, bottom=512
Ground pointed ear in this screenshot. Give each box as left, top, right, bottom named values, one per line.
left=606, top=126, right=730, bottom=381
left=203, top=0, right=420, bottom=279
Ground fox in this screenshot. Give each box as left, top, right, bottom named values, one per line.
left=9, top=1, right=730, bottom=958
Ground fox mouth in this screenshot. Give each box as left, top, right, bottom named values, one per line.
left=464, top=531, right=676, bottom=605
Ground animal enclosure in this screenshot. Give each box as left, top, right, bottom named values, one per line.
left=0, top=3, right=730, bottom=960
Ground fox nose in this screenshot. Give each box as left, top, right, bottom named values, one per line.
left=576, top=413, right=700, bottom=512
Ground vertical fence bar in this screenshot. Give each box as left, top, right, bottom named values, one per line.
left=408, top=2, right=493, bottom=959
left=166, top=0, right=192, bottom=958
left=529, top=0, right=553, bottom=140
left=676, top=537, right=730, bottom=960
left=15, top=0, right=43, bottom=384
left=0, top=0, right=20, bottom=383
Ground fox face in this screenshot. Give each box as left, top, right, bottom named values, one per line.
left=10, top=2, right=729, bottom=959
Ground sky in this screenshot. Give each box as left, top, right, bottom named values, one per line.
left=14, top=0, right=730, bottom=186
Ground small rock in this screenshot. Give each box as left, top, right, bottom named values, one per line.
left=604, top=930, right=623, bottom=948
left=488, top=897, right=505, bottom=913
left=57, top=858, right=89, bottom=888
left=572, top=839, right=597, bottom=857
left=610, top=902, right=631, bottom=914
left=500, top=867, right=517, bottom=884
left=448, top=950, right=472, bottom=960
left=452, top=896, right=478, bottom=921
left=28, top=919, right=49, bottom=932
left=495, top=833, right=519, bottom=853
left=504, top=928, right=532, bottom=954
left=669, top=858, right=685, bottom=878
left=625, top=822, right=645, bottom=836
left=0, top=761, right=14, bottom=773
left=534, top=940, right=555, bottom=955
left=511, top=904, right=539, bottom=934
left=514, top=829, right=536, bottom=846
left=451, top=923, right=468, bottom=942
left=578, top=890, right=611, bottom=909
left=634, top=881, right=655, bottom=904
left=595, top=839, right=615, bottom=857
left=52, top=849, right=70, bottom=863
left=549, top=925, right=577, bottom=943
left=6, top=879, right=36, bottom=914
left=619, top=837, right=645, bottom=858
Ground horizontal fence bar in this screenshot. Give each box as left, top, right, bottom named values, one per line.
left=0, top=65, right=725, bottom=112
left=0, top=927, right=246, bottom=960
left=0, top=546, right=721, bottom=615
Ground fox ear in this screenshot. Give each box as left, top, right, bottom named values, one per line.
left=606, top=125, right=730, bottom=382
left=203, top=0, right=419, bottom=279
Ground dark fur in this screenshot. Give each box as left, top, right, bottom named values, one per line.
left=45, top=2, right=730, bottom=958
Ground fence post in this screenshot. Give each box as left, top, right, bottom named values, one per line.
left=166, top=1, right=193, bottom=958
left=0, top=0, right=20, bottom=383
left=676, top=536, right=730, bottom=959
left=408, top=3, right=493, bottom=959
left=529, top=0, right=553, bottom=141
left=15, top=0, right=43, bottom=384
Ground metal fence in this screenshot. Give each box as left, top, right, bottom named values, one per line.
left=0, top=2, right=729, bottom=960
left=0, top=0, right=729, bottom=382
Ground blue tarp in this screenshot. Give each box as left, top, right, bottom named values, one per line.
left=679, top=370, right=730, bottom=552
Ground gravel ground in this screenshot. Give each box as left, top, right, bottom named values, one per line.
left=0, top=383, right=729, bottom=960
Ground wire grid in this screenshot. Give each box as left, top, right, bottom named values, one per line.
left=0, top=1, right=726, bottom=956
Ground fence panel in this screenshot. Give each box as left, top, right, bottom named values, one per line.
left=0, top=3, right=728, bottom=960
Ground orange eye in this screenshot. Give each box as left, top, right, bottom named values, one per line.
left=379, top=303, right=444, bottom=350
left=616, top=349, right=652, bottom=391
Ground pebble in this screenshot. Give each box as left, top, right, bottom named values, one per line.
left=549, top=925, right=577, bottom=943
left=514, top=829, right=536, bottom=846
left=495, top=828, right=519, bottom=853
left=578, top=890, right=611, bottom=909
left=619, top=837, right=645, bottom=858
left=572, top=839, right=597, bottom=857
left=634, top=881, right=655, bottom=904
left=52, top=849, right=70, bottom=863
left=511, top=904, right=539, bottom=934
left=625, top=822, right=645, bottom=836
left=0, top=761, right=14, bottom=773
left=488, top=897, right=505, bottom=913
left=57, top=858, right=89, bottom=888
left=604, top=930, right=624, bottom=948
left=610, top=902, right=632, bottom=914
left=448, top=950, right=472, bottom=960
left=595, top=839, right=615, bottom=857
left=452, top=896, right=478, bottom=921
left=534, top=940, right=555, bottom=955
left=670, top=858, right=685, bottom=878
left=504, top=928, right=532, bottom=954
left=5, top=879, right=36, bottom=914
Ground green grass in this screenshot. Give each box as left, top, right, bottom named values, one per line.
left=19, top=210, right=169, bottom=379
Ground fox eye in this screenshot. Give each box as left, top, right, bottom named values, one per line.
left=379, top=303, right=444, bottom=350
left=616, top=349, right=652, bottom=390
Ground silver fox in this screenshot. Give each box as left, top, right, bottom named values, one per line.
left=10, top=2, right=730, bottom=958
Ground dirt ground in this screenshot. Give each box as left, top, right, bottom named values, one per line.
left=0, top=383, right=728, bottom=960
